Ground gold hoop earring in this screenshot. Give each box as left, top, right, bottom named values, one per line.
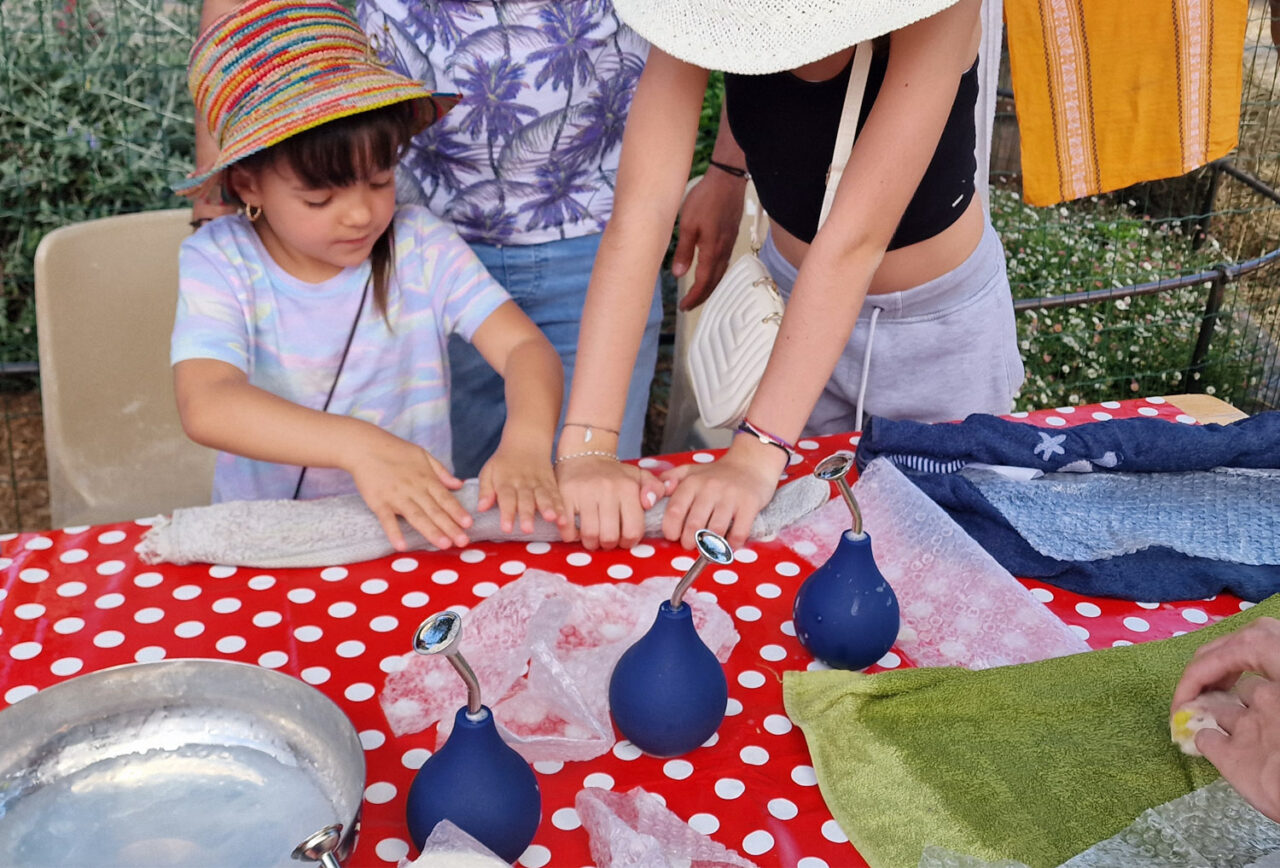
left=243, top=203, right=262, bottom=222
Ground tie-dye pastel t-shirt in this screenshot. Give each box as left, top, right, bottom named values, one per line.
left=172, top=205, right=509, bottom=502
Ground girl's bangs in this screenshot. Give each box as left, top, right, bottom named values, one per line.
left=274, top=102, right=418, bottom=189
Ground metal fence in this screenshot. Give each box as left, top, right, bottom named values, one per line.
left=1, top=0, right=1279, bottom=531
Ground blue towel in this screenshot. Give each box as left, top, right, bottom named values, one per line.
left=855, top=413, right=1280, bottom=602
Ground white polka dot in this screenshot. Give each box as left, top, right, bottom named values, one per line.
left=740, top=746, right=769, bottom=765
left=212, top=597, right=242, bottom=614
left=499, top=560, right=527, bottom=577
left=58, top=549, right=89, bottom=564
left=1112, top=640, right=1133, bottom=647
left=5, top=685, right=37, bottom=704
left=763, top=714, right=792, bottom=735
left=671, top=555, right=696, bottom=572
left=1124, top=616, right=1151, bottom=633
left=755, top=582, right=782, bottom=599
left=337, top=640, right=366, bottom=658
left=520, top=541, right=551, bottom=556
left=607, top=564, right=633, bottom=580
left=1240, top=600, right=1256, bottom=611
left=689, top=813, right=720, bottom=835
left=401, top=591, right=430, bottom=608
left=287, top=587, right=316, bottom=604
left=663, top=759, right=694, bottom=780
left=1044, top=416, right=1067, bottom=427
left=821, top=819, right=849, bottom=843
left=1175, top=414, right=1197, bottom=425
left=780, top=620, right=796, bottom=636
left=10, top=642, right=41, bottom=660
left=56, top=581, right=86, bottom=597
left=1136, top=601, right=1160, bottom=610
left=320, top=567, right=348, bottom=582
left=583, top=772, right=614, bottom=789
left=725, top=698, right=743, bottom=716
left=134, top=646, right=166, bottom=663
left=97, top=530, right=126, bottom=544
left=1091, top=411, right=1113, bottom=421
left=95, top=560, right=125, bottom=576
left=877, top=651, right=902, bottom=669
left=734, top=548, right=758, bottom=564
left=797, top=439, right=820, bottom=451
left=1100, top=401, right=1121, bottom=409
left=637, top=457, right=661, bottom=469
left=253, top=611, right=283, bottom=628
left=549, top=807, right=581, bottom=831
left=458, top=549, right=485, bottom=564
left=702, top=732, right=720, bottom=748
left=134, top=607, right=164, bottom=624
left=369, top=615, right=398, bottom=633
left=400, top=747, right=430, bottom=768
left=358, top=578, right=389, bottom=596
left=769, top=798, right=798, bottom=820
left=630, top=543, right=655, bottom=558
left=527, top=760, right=560, bottom=776
left=1182, top=608, right=1209, bottom=624
left=1075, top=602, right=1102, bottom=618
left=171, top=584, right=202, bottom=601
left=374, top=838, right=409, bottom=863
left=612, top=742, right=642, bottom=761
left=14, top=603, right=45, bottom=620
left=759, top=644, right=787, bottom=662
left=691, top=451, right=715, bottom=464
left=355, top=729, right=384, bottom=750
left=1054, top=406, right=1077, bottom=414
left=345, top=682, right=376, bottom=702
left=54, top=617, right=85, bottom=634
left=23, top=537, right=53, bottom=551
left=1138, top=406, right=1159, bottom=416
left=391, top=557, right=421, bottom=573
left=293, top=625, right=323, bottom=643
left=715, top=778, right=746, bottom=799
left=258, top=651, right=288, bottom=669
left=301, top=666, right=331, bottom=685
left=216, top=636, right=247, bottom=654
left=1145, top=396, right=1167, bottom=404
left=208, top=565, right=237, bottom=578
left=798, top=859, right=831, bottom=868
left=379, top=655, right=408, bottom=674
left=96, top=593, right=125, bottom=610
left=774, top=561, right=801, bottom=577
left=1069, top=624, right=1090, bottom=641
left=49, top=657, right=82, bottom=677
left=470, top=582, right=498, bottom=598
left=174, top=621, right=204, bottom=639
left=363, top=781, right=395, bottom=804
left=713, top=568, right=738, bottom=585
left=737, top=670, right=766, bottom=689
left=328, top=601, right=357, bottom=619
left=246, top=575, right=275, bottom=591
left=791, top=765, right=818, bottom=786
left=565, top=552, right=592, bottom=567
left=742, top=830, right=775, bottom=856
left=519, top=844, right=551, bottom=868
left=735, top=605, right=762, bottom=622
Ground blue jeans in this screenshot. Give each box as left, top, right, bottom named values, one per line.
left=449, top=232, right=663, bottom=477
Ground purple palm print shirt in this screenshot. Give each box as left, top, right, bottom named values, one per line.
left=358, top=0, right=648, bottom=246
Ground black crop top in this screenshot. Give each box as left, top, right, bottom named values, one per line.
left=724, top=49, right=979, bottom=249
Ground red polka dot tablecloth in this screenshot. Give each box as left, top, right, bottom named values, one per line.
left=0, top=397, right=1255, bottom=868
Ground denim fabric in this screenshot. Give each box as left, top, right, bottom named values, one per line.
left=448, top=232, right=662, bottom=477
left=855, top=412, right=1280, bottom=602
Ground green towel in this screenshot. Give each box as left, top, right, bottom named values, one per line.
left=783, top=595, right=1280, bottom=868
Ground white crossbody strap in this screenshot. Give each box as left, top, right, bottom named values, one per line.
left=818, top=41, right=872, bottom=229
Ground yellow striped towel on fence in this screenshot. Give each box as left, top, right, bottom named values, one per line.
left=1005, top=0, right=1249, bottom=206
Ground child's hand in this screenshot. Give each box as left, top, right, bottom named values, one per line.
left=347, top=434, right=473, bottom=551
left=477, top=442, right=565, bottom=534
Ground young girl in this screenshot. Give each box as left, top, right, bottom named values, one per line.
left=172, top=0, right=565, bottom=552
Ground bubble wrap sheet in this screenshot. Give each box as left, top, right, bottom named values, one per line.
left=779, top=458, right=1088, bottom=669
left=918, top=779, right=1280, bottom=868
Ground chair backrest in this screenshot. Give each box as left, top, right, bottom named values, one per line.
left=34, top=209, right=216, bottom=527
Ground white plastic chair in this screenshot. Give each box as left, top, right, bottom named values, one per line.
left=34, top=209, right=216, bottom=527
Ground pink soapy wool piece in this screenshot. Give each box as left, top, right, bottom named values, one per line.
left=380, top=570, right=739, bottom=762
left=575, top=787, right=759, bottom=868
left=778, top=459, right=1090, bottom=669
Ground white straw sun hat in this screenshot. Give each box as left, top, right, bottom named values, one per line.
left=612, top=0, right=962, bottom=74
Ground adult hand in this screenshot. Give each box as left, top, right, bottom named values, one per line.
left=658, top=437, right=786, bottom=550
left=671, top=169, right=747, bottom=311
left=556, top=456, right=664, bottom=550
left=1171, top=616, right=1280, bottom=822
left=477, top=442, right=565, bottom=534
left=347, top=434, right=472, bottom=552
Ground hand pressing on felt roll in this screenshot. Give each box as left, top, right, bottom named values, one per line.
left=1170, top=616, right=1280, bottom=822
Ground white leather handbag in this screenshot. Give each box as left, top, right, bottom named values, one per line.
left=688, top=41, right=872, bottom=430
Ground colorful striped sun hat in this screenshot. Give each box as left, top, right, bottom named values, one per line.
left=174, top=0, right=459, bottom=197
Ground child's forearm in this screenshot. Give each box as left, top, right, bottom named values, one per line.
left=496, top=338, right=563, bottom=456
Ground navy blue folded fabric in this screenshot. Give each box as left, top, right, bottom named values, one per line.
left=855, top=412, right=1280, bottom=602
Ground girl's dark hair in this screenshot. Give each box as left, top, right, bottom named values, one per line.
left=227, top=101, right=421, bottom=319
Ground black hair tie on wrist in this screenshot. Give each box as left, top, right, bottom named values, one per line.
left=708, top=158, right=749, bottom=179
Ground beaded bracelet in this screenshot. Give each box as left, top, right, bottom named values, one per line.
left=736, top=418, right=795, bottom=460
left=554, top=450, right=618, bottom=466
